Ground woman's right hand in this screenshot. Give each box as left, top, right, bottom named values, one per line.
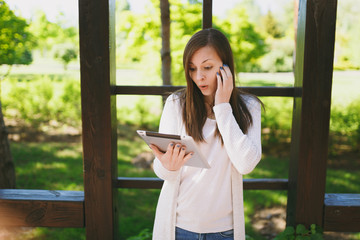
left=150, top=142, right=193, bottom=171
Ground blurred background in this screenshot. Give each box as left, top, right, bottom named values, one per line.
left=0, top=0, right=359, bottom=239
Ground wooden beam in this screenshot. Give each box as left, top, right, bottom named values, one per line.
left=202, top=0, right=212, bottom=29
left=79, top=0, right=118, bottom=238
left=0, top=189, right=84, bottom=227
left=116, top=177, right=288, bottom=190
left=286, top=0, right=338, bottom=228
left=324, top=194, right=360, bottom=232
left=113, top=86, right=298, bottom=97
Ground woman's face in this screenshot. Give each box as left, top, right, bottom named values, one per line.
left=188, top=46, right=223, bottom=102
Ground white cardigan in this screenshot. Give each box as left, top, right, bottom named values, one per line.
left=152, top=93, right=262, bottom=240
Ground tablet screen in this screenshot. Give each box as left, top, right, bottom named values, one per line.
left=137, top=130, right=210, bottom=169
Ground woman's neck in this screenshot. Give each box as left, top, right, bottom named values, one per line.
left=204, top=95, right=214, bottom=107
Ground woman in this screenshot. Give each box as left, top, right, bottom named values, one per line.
left=149, top=28, right=262, bottom=240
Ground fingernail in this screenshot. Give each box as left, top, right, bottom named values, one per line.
left=176, top=144, right=181, bottom=148
left=216, top=72, right=220, bottom=76
left=220, top=66, right=224, bottom=70
left=223, top=64, right=228, bottom=67
left=181, top=147, right=185, bottom=151
left=170, top=143, right=174, bottom=146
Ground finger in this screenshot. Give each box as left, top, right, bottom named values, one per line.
left=223, top=64, right=232, bottom=79
left=219, top=66, right=227, bottom=79
left=166, top=142, right=175, bottom=154
left=182, top=152, right=194, bottom=165
left=149, top=144, right=164, bottom=159
left=179, top=146, right=187, bottom=159
left=173, top=143, right=182, bottom=156
left=222, top=65, right=234, bottom=90
left=216, top=72, right=223, bottom=89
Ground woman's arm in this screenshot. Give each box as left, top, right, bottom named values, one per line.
left=213, top=97, right=262, bottom=175
left=152, top=94, right=185, bottom=181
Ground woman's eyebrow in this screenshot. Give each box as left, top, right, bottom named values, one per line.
left=189, top=59, right=212, bottom=65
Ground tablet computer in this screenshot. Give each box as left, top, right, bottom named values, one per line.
left=137, top=130, right=210, bottom=169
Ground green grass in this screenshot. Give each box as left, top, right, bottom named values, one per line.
left=12, top=142, right=84, bottom=191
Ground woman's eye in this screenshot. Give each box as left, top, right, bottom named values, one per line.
left=189, top=67, right=195, bottom=72
left=204, top=66, right=213, bottom=70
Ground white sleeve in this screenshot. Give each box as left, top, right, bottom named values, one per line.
left=153, top=94, right=182, bottom=181
left=213, top=97, right=262, bottom=175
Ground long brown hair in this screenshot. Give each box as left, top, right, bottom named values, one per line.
left=178, top=28, right=261, bottom=143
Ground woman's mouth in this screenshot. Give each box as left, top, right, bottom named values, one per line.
left=199, top=85, right=208, bottom=90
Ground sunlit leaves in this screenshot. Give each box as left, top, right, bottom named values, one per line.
left=0, top=0, right=34, bottom=65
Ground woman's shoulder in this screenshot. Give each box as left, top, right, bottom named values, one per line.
left=240, top=93, right=260, bottom=105
left=166, top=89, right=185, bottom=104
left=163, top=91, right=185, bottom=113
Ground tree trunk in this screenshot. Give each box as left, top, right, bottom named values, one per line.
left=160, top=0, right=171, bottom=89
left=0, top=102, right=16, bottom=188
left=293, top=0, right=299, bottom=71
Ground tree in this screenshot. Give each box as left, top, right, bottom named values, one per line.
left=334, top=0, right=360, bottom=69
left=28, top=11, right=60, bottom=56
left=0, top=0, right=34, bottom=188
left=0, top=0, right=34, bottom=76
left=116, top=0, right=202, bottom=84
left=220, top=5, right=267, bottom=72
left=160, top=0, right=171, bottom=86
left=54, top=44, right=78, bottom=70
left=0, top=104, right=15, bottom=188
left=29, top=10, right=79, bottom=69
left=262, top=11, right=284, bottom=39
left=116, top=0, right=266, bottom=81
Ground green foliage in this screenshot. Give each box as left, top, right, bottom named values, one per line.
left=261, top=97, right=293, bottom=147
left=216, top=6, right=267, bottom=73
left=330, top=99, right=360, bottom=149
left=116, top=0, right=266, bottom=82
left=6, top=77, right=54, bottom=127
left=116, top=0, right=161, bottom=64
left=334, top=0, right=360, bottom=70
left=28, top=11, right=59, bottom=53
left=54, top=45, right=78, bottom=70
left=255, top=3, right=294, bottom=73
left=168, top=0, right=203, bottom=84
left=0, top=0, right=34, bottom=66
left=116, top=0, right=203, bottom=84
left=117, top=96, right=162, bottom=130
left=262, top=11, right=284, bottom=39
left=3, top=75, right=81, bottom=129
left=28, top=10, right=79, bottom=66
left=259, top=37, right=294, bottom=73
left=274, top=224, right=323, bottom=240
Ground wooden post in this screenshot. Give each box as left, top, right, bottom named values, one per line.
left=202, top=0, right=212, bottom=29
left=79, top=0, right=118, bottom=239
left=160, top=0, right=171, bottom=86
left=287, top=0, right=337, bottom=227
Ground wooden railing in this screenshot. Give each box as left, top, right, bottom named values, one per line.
left=113, top=85, right=299, bottom=97
left=116, top=177, right=289, bottom=190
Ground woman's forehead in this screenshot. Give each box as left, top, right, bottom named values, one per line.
left=190, top=46, right=221, bottom=64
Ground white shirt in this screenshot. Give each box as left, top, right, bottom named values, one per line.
left=176, top=118, right=233, bottom=233
left=152, top=93, right=262, bottom=240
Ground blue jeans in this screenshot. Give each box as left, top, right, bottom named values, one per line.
left=175, top=227, right=234, bottom=240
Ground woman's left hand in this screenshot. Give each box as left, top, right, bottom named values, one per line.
left=215, top=64, right=233, bottom=105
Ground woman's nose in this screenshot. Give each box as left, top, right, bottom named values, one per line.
left=196, top=70, right=204, bottom=81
